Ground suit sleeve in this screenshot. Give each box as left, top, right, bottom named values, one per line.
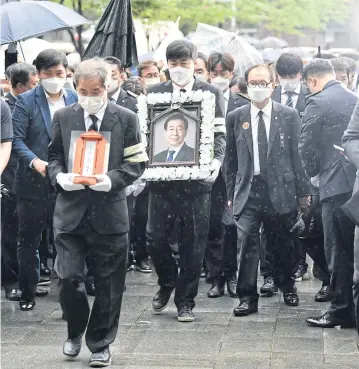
left=107, top=113, right=148, bottom=191
left=47, top=111, right=67, bottom=191
left=298, top=98, right=322, bottom=177
left=290, top=110, right=310, bottom=197
left=342, top=100, right=359, bottom=169
left=225, top=111, right=237, bottom=202
left=12, top=94, right=37, bottom=166
left=213, top=88, right=226, bottom=164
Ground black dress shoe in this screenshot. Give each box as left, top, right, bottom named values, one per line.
left=89, top=347, right=111, bottom=367
left=283, top=292, right=299, bottom=306
left=200, top=268, right=206, bottom=278
left=85, top=277, right=96, bottom=297
left=207, top=278, right=225, bottom=298
left=226, top=275, right=237, bottom=298
left=233, top=300, right=258, bottom=317
left=6, top=288, right=22, bottom=301
left=260, top=277, right=278, bottom=297
left=152, top=287, right=173, bottom=312
left=40, top=263, right=51, bottom=277
left=136, top=259, right=152, bottom=273
left=306, top=312, right=356, bottom=328
left=63, top=335, right=83, bottom=357
left=315, top=284, right=331, bottom=302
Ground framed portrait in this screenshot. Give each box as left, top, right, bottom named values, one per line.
left=136, top=90, right=217, bottom=181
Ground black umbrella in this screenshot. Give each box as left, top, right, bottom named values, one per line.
left=82, top=0, right=138, bottom=67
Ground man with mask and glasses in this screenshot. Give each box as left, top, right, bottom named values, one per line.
left=12, top=49, right=77, bottom=312
left=146, top=40, right=226, bottom=322
left=226, top=64, right=310, bottom=317
left=137, top=60, right=161, bottom=87
left=47, top=58, right=147, bottom=367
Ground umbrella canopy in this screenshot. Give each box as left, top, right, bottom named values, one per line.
left=191, top=23, right=263, bottom=76
left=258, top=37, right=288, bottom=49
left=1, top=1, right=90, bottom=45
left=82, top=0, right=138, bottom=67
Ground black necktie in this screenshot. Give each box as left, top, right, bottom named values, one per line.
left=258, top=110, right=268, bottom=179
left=180, top=89, right=186, bottom=93
left=286, top=91, right=293, bottom=107
left=88, top=114, right=98, bottom=131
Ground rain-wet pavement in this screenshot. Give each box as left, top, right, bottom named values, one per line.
left=1, top=269, right=358, bottom=369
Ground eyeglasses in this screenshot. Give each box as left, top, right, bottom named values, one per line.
left=247, top=81, right=272, bottom=88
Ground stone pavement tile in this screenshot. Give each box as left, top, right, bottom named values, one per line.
left=1, top=326, right=36, bottom=344
left=218, top=335, right=272, bottom=357
left=131, top=321, right=228, bottom=333
left=124, top=283, right=159, bottom=297
left=113, top=366, right=214, bottom=369
left=121, top=295, right=152, bottom=312
left=214, top=359, right=270, bottom=369
left=323, top=328, right=358, bottom=340
left=324, top=337, right=359, bottom=355
left=272, top=336, right=323, bottom=353
left=1, top=306, right=57, bottom=326
left=276, top=307, right=323, bottom=320
left=1, top=301, right=17, bottom=315
left=324, top=355, right=359, bottom=366
left=270, top=352, right=324, bottom=364
left=226, top=320, right=275, bottom=338
left=274, top=320, right=323, bottom=338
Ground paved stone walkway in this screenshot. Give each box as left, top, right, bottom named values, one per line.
left=1, top=271, right=358, bottom=369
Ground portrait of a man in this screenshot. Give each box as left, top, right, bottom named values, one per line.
left=152, top=112, right=196, bottom=163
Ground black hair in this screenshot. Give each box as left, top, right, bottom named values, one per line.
left=245, top=64, right=274, bottom=83
left=166, top=40, right=198, bottom=61
left=314, top=52, right=335, bottom=60
left=229, top=76, right=239, bottom=88
left=341, top=56, right=357, bottom=73
left=342, top=52, right=359, bottom=62
left=122, top=77, right=146, bottom=96
left=10, top=63, right=37, bottom=89
left=276, top=53, right=303, bottom=77
left=163, top=68, right=171, bottom=81
left=196, top=52, right=208, bottom=71
left=164, top=113, right=188, bottom=130
left=208, top=52, right=235, bottom=73
left=137, top=60, right=160, bottom=77
left=103, top=56, right=124, bottom=73
left=35, top=49, right=68, bottom=71
left=331, top=58, right=350, bottom=79
left=237, top=76, right=248, bottom=94
left=302, top=59, right=335, bottom=80
left=5, top=63, right=16, bottom=80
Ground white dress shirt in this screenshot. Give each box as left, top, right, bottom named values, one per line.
left=172, top=77, right=195, bottom=97
left=223, top=89, right=230, bottom=115
left=166, top=142, right=184, bottom=161
left=281, top=84, right=300, bottom=108
left=84, top=101, right=108, bottom=131
left=250, top=100, right=272, bottom=176
left=109, top=87, right=121, bottom=103
left=43, top=88, right=66, bottom=119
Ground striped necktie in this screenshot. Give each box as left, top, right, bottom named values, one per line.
left=286, top=92, right=293, bottom=107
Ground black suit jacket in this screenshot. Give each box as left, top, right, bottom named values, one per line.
left=47, top=102, right=146, bottom=234
left=116, top=88, right=137, bottom=113
left=147, top=78, right=226, bottom=193
left=153, top=142, right=195, bottom=163
left=299, top=81, right=357, bottom=201
left=227, top=92, right=250, bottom=116
left=225, top=101, right=310, bottom=217
left=272, top=84, right=310, bottom=117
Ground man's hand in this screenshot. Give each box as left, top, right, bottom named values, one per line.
left=56, top=173, right=85, bottom=191
left=204, top=159, right=221, bottom=183
left=33, top=159, right=48, bottom=177
left=228, top=201, right=232, bottom=210
left=89, top=174, right=112, bottom=192
left=133, top=182, right=146, bottom=197
left=299, top=196, right=311, bottom=208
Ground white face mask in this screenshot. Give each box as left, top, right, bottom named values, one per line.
left=109, top=78, right=120, bottom=93
left=279, top=78, right=300, bottom=92
left=145, top=77, right=160, bottom=86
left=41, top=77, right=66, bottom=94
left=211, top=77, right=230, bottom=92
left=169, top=66, right=194, bottom=87
left=247, top=86, right=272, bottom=103
left=64, top=79, right=75, bottom=90
left=194, top=74, right=207, bottom=83
left=78, top=95, right=105, bottom=114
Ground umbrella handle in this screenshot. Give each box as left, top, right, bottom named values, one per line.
left=18, top=41, right=26, bottom=62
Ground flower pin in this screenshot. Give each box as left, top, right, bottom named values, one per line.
left=242, top=122, right=250, bottom=130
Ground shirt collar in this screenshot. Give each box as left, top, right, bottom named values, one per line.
left=172, top=77, right=195, bottom=92
left=223, top=89, right=230, bottom=101
left=169, top=142, right=184, bottom=153
left=251, top=99, right=272, bottom=118
left=84, top=100, right=108, bottom=122
left=43, top=86, right=67, bottom=101
left=110, top=87, right=121, bottom=102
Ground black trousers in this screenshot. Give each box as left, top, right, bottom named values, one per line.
left=322, top=193, right=354, bottom=321
left=354, top=227, right=359, bottom=335
left=205, top=175, right=225, bottom=281
left=54, top=216, right=128, bottom=353
left=235, top=179, right=295, bottom=301
left=131, top=189, right=149, bottom=263
left=146, top=188, right=210, bottom=310
left=17, top=197, right=54, bottom=300
left=222, top=203, right=237, bottom=278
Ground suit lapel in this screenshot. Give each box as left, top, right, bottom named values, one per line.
left=100, top=104, right=117, bottom=132
left=35, top=86, right=52, bottom=138
left=72, top=104, right=86, bottom=132
left=64, top=90, right=76, bottom=106
left=241, top=104, right=253, bottom=157
left=272, top=85, right=281, bottom=103
left=116, top=88, right=128, bottom=108
left=268, top=101, right=281, bottom=156
left=175, top=143, right=188, bottom=161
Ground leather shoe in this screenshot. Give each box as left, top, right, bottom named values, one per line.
left=136, top=259, right=152, bottom=273
left=207, top=277, right=225, bottom=298
left=315, top=284, right=331, bottom=302
left=283, top=292, right=299, bottom=306
left=89, top=347, right=111, bottom=367
left=63, top=335, right=82, bottom=357
left=152, top=287, right=173, bottom=312
left=40, top=262, right=51, bottom=277
left=260, top=277, right=278, bottom=297
left=85, top=276, right=95, bottom=297
left=6, top=288, right=22, bottom=301
left=306, top=312, right=356, bottom=328
left=226, top=275, right=237, bottom=298
left=233, top=300, right=258, bottom=317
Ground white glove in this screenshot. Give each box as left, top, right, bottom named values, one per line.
left=56, top=173, right=85, bottom=191
left=133, top=182, right=146, bottom=197
left=310, top=175, right=319, bottom=188
left=89, top=174, right=112, bottom=192
left=125, top=185, right=135, bottom=196
left=204, top=159, right=221, bottom=183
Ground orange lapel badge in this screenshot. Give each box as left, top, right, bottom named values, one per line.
left=242, top=122, right=250, bottom=130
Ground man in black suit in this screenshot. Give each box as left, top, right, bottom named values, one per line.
left=153, top=113, right=195, bottom=163
left=47, top=58, right=147, bottom=366
left=300, top=59, right=357, bottom=328
left=226, top=64, right=310, bottom=316
left=146, top=40, right=226, bottom=322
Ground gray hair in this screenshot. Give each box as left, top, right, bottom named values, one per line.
left=74, top=58, right=111, bottom=88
